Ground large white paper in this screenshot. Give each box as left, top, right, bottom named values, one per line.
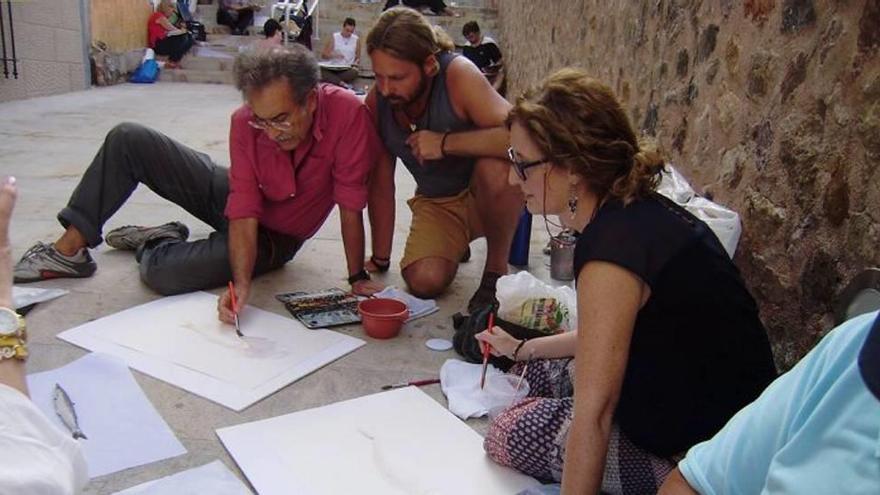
left=57, top=292, right=365, bottom=411
left=27, top=353, right=186, bottom=478
left=217, top=387, right=540, bottom=495
left=112, top=460, right=252, bottom=495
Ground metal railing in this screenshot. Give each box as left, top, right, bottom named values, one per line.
left=0, top=0, right=19, bottom=79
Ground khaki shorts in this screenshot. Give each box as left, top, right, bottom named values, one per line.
left=400, top=189, right=485, bottom=270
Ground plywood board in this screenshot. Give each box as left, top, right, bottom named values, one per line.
left=216, top=387, right=540, bottom=495
left=91, top=0, right=153, bottom=51
left=58, top=292, right=364, bottom=411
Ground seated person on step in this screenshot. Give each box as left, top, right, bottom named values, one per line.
left=217, top=0, right=260, bottom=35
left=319, top=17, right=361, bottom=88
left=148, top=0, right=194, bottom=69
left=461, top=21, right=504, bottom=95
left=474, top=68, right=777, bottom=494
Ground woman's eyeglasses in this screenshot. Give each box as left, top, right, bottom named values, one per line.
left=508, top=147, right=548, bottom=181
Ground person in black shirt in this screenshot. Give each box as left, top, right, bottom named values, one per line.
left=461, top=21, right=504, bottom=94
left=475, top=68, right=776, bottom=494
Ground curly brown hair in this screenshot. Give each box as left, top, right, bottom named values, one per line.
left=508, top=68, right=665, bottom=204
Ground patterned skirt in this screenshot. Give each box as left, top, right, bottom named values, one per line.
left=483, top=358, right=675, bottom=494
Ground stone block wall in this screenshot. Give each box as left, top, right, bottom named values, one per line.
left=499, top=0, right=880, bottom=369
left=0, top=0, right=88, bottom=102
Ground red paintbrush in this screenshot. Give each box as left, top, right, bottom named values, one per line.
left=480, top=312, right=495, bottom=390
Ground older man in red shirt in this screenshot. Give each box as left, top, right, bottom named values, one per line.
left=14, top=45, right=383, bottom=321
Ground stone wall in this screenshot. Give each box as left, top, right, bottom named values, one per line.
left=499, top=0, right=880, bottom=369
left=0, top=0, right=88, bottom=102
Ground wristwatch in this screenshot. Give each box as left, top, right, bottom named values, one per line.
left=0, top=307, right=27, bottom=361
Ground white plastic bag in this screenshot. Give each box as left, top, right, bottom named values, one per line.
left=496, top=271, right=578, bottom=333
left=657, top=166, right=742, bottom=258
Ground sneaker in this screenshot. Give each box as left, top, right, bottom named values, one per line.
left=13, top=242, right=97, bottom=282
left=105, top=222, right=189, bottom=251
left=467, top=271, right=502, bottom=314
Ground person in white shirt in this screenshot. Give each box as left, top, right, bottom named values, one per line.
left=0, top=176, right=88, bottom=495
left=319, top=17, right=362, bottom=87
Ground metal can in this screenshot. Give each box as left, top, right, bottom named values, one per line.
left=549, top=229, right=577, bottom=281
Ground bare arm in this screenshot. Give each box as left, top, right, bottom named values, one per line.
left=561, top=261, right=647, bottom=495
left=658, top=468, right=699, bottom=495
left=405, top=57, right=511, bottom=163
left=339, top=206, right=383, bottom=295
left=354, top=37, right=363, bottom=66
left=0, top=179, right=26, bottom=396
left=218, top=217, right=258, bottom=324
left=320, top=36, right=334, bottom=60
left=476, top=327, right=578, bottom=361
left=366, top=152, right=395, bottom=271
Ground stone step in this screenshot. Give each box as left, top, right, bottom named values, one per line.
left=181, top=53, right=236, bottom=71
left=159, top=67, right=235, bottom=84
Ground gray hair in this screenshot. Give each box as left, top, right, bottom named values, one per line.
left=233, top=45, right=320, bottom=105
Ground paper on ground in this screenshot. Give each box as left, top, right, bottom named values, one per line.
left=112, top=460, right=251, bottom=495
left=57, top=292, right=364, bottom=411
left=13, top=285, right=68, bottom=310
left=27, top=353, right=186, bottom=478
left=374, top=286, right=439, bottom=322
left=217, top=387, right=540, bottom=495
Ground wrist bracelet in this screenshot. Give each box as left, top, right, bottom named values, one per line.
left=440, top=132, right=450, bottom=158
left=347, top=269, right=371, bottom=285
left=512, top=339, right=527, bottom=361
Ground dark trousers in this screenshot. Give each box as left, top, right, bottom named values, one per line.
left=154, top=33, right=194, bottom=62
left=59, top=123, right=301, bottom=295
left=384, top=0, right=448, bottom=13
left=216, top=7, right=254, bottom=34
left=319, top=67, right=358, bottom=87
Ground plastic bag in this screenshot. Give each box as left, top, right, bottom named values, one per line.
left=129, top=59, right=159, bottom=84
left=657, top=165, right=742, bottom=258
left=496, top=271, right=578, bottom=334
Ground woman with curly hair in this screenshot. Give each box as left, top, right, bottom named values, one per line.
left=476, top=69, right=777, bottom=494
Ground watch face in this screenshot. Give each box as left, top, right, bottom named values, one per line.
left=0, top=308, right=18, bottom=337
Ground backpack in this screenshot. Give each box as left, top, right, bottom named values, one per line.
left=452, top=304, right=547, bottom=372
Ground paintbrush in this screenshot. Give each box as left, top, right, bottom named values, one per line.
left=228, top=281, right=243, bottom=337
left=515, top=349, right=535, bottom=392
left=380, top=378, right=441, bottom=390
left=480, top=311, right=495, bottom=390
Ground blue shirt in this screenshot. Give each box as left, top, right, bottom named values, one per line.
left=679, top=311, right=880, bottom=495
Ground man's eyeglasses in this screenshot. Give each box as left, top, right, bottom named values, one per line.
left=508, top=147, right=548, bottom=181
left=247, top=116, right=294, bottom=132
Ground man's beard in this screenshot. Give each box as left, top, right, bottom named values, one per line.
left=388, top=71, right=430, bottom=110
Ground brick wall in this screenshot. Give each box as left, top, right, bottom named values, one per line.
left=499, top=0, right=880, bottom=369
left=0, top=0, right=88, bottom=102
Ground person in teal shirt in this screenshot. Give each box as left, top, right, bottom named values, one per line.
left=660, top=311, right=880, bottom=495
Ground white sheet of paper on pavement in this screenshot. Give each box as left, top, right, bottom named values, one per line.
left=26, top=353, right=186, bottom=478
left=112, top=460, right=252, bottom=495
left=12, top=285, right=68, bottom=310
left=217, top=387, right=540, bottom=495
left=57, top=292, right=364, bottom=411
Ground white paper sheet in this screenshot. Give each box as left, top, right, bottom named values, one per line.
left=112, top=460, right=252, bottom=495
left=13, top=285, right=68, bottom=309
left=217, top=387, right=540, bottom=495
left=27, top=353, right=186, bottom=478
left=57, top=292, right=365, bottom=411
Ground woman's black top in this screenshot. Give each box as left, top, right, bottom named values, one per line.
left=573, top=193, right=777, bottom=457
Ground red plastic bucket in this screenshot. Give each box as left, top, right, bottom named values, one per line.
left=357, top=298, right=409, bottom=339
